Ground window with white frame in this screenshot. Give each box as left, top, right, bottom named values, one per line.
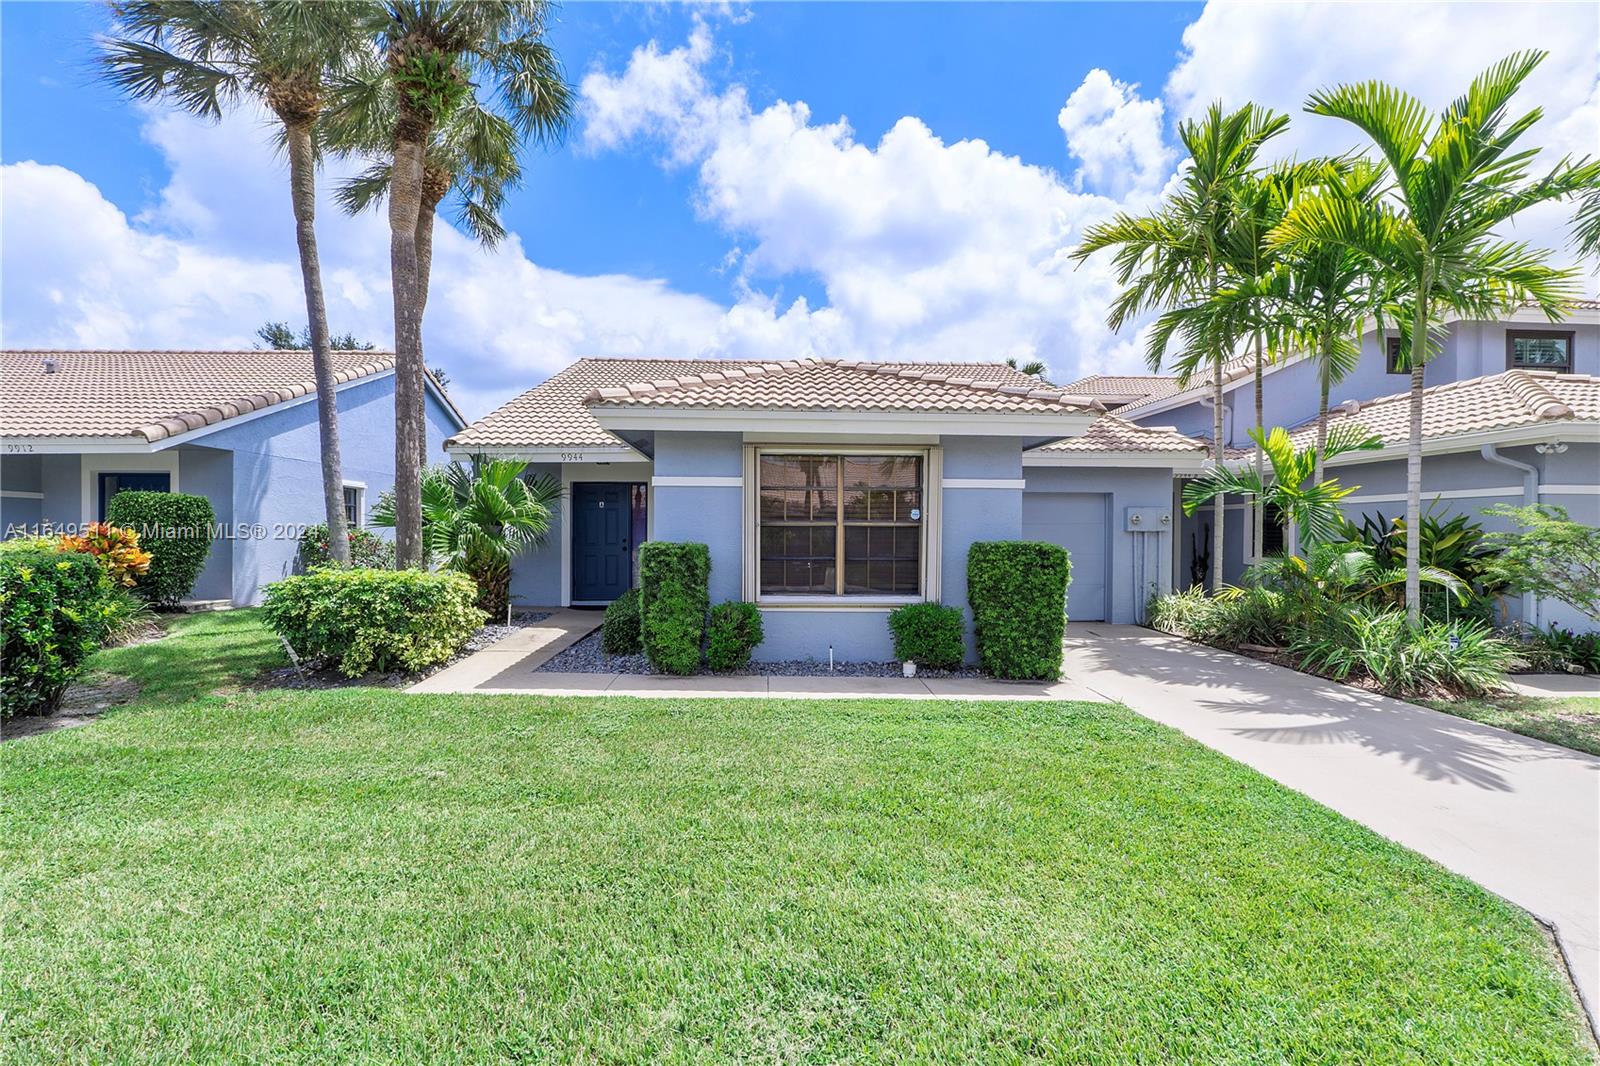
left=757, top=453, right=924, bottom=597
left=343, top=484, right=365, bottom=528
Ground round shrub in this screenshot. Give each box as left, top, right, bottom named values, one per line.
left=888, top=602, right=965, bottom=670
left=706, top=601, right=763, bottom=672
left=105, top=491, right=215, bottom=607
left=967, top=541, right=1070, bottom=680
left=261, top=568, right=486, bottom=677
left=602, top=587, right=643, bottom=655
left=1, top=548, right=112, bottom=717
left=297, top=523, right=397, bottom=571
left=638, top=542, right=710, bottom=676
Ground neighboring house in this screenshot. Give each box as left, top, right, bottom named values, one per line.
left=0, top=349, right=465, bottom=605
left=1056, top=374, right=1185, bottom=411
left=1114, top=301, right=1600, bottom=629
left=447, top=358, right=1207, bottom=661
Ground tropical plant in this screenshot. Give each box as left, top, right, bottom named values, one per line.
left=1482, top=503, right=1600, bottom=621
left=297, top=523, right=398, bottom=571
left=350, top=0, right=569, bottom=567
left=1337, top=507, right=1504, bottom=620
left=1289, top=608, right=1511, bottom=697
left=1271, top=51, right=1600, bottom=618
left=101, top=1, right=367, bottom=565
left=1241, top=543, right=1469, bottom=625
left=1182, top=424, right=1381, bottom=545
left=56, top=523, right=152, bottom=587
left=373, top=457, right=559, bottom=620
left=1004, top=357, right=1047, bottom=378
left=1074, top=102, right=1290, bottom=589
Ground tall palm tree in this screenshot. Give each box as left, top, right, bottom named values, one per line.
left=101, top=1, right=365, bottom=564
left=357, top=0, right=567, bottom=567
left=1074, top=102, right=1289, bottom=590
left=1273, top=51, right=1599, bottom=618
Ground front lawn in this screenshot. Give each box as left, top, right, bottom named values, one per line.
left=3, top=632, right=1590, bottom=1063
left=1421, top=692, right=1600, bottom=756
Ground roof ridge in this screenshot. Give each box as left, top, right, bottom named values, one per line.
left=583, top=358, right=829, bottom=404
left=1502, top=369, right=1574, bottom=420
left=830, top=359, right=1102, bottom=410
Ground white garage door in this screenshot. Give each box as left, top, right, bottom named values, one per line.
left=1022, top=492, right=1110, bottom=622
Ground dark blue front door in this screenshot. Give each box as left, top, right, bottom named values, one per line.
left=572, top=482, right=632, bottom=602
left=98, top=472, right=171, bottom=520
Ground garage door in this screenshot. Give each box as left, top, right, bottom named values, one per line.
left=1022, top=492, right=1110, bottom=621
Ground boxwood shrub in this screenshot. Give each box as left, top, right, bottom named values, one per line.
left=261, top=568, right=485, bottom=677
left=105, top=491, right=215, bottom=607
left=967, top=541, right=1070, bottom=680
left=887, top=601, right=965, bottom=670
left=602, top=586, right=643, bottom=655
left=1, top=547, right=111, bottom=717
left=706, top=601, right=763, bottom=672
left=638, top=542, right=710, bottom=675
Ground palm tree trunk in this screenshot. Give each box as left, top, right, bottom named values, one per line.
left=1252, top=331, right=1265, bottom=562
left=1405, top=299, right=1427, bottom=622
left=1313, top=334, right=1332, bottom=487
left=411, top=190, right=443, bottom=505
left=388, top=134, right=428, bottom=568
left=1210, top=369, right=1225, bottom=592
left=285, top=120, right=351, bottom=566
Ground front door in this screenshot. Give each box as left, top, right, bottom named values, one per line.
left=571, top=482, right=632, bottom=602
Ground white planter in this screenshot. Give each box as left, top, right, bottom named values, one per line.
left=902, top=661, right=917, bottom=678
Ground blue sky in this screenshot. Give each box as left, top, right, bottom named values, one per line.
left=3, top=2, right=1595, bottom=418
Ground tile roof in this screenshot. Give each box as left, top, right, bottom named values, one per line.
left=1031, top=416, right=1209, bottom=455
left=1057, top=374, right=1182, bottom=406
left=2, top=349, right=399, bottom=442
left=1235, top=370, right=1600, bottom=458
left=449, top=358, right=1085, bottom=449
left=584, top=358, right=1102, bottom=414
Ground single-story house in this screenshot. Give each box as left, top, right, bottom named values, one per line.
left=446, top=357, right=1209, bottom=662
left=0, top=348, right=465, bottom=605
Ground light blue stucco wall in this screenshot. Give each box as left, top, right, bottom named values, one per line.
left=176, top=445, right=234, bottom=601
left=1023, top=466, right=1177, bottom=623
left=652, top=431, right=744, bottom=605
left=937, top=436, right=1025, bottom=661
left=0, top=454, right=43, bottom=534
left=508, top=462, right=564, bottom=608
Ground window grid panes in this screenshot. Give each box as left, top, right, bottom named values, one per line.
left=759, top=454, right=922, bottom=596
left=1508, top=331, right=1572, bottom=372
left=343, top=486, right=362, bottom=528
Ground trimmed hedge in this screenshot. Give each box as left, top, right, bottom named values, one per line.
left=297, top=523, right=397, bottom=571
left=639, top=542, right=710, bottom=676
left=967, top=541, right=1070, bottom=680
left=888, top=601, right=965, bottom=670
left=105, top=491, right=215, bottom=607
left=1, top=548, right=111, bottom=717
left=706, top=601, right=763, bottom=672
left=602, top=587, right=643, bottom=655
left=261, top=568, right=486, bottom=677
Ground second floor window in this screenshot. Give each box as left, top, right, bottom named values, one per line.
left=1385, top=335, right=1407, bottom=374
left=1507, top=330, right=1573, bottom=373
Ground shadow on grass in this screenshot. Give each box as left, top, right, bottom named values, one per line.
left=87, top=608, right=286, bottom=706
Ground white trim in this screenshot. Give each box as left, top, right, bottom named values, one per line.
left=80, top=452, right=181, bottom=523
left=341, top=479, right=368, bottom=489
left=651, top=475, right=742, bottom=488
left=1541, top=484, right=1600, bottom=495
left=342, top=482, right=366, bottom=529
left=592, top=406, right=1098, bottom=439
left=1023, top=451, right=1211, bottom=473
left=941, top=478, right=1026, bottom=490
left=0, top=490, right=44, bottom=499
left=444, top=444, right=647, bottom=463
left=1341, top=487, right=1521, bottom=505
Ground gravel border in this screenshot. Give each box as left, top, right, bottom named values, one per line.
left=536, top=630, right=986, bottom=679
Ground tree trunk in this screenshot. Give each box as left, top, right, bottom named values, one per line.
left=411, top=187, right=443, bottom=503
left=1313, top=333, right=1332, bottom=488
left=388, top=134, right=428, bottom=568
left=1252, top=331, right=1265, bottom=562
left=284, top=120, right=351, bottom=566
left=1405, top=298, right=1428, bottom=622
left=1211, top=370, right=1225, bottom=592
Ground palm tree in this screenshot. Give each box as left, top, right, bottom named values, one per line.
left=1005, top=357, right=1048, bottom=378
left=1074, top=102, right=1289, bottom=590
left=1273, top=51, right=1599, bottom=618
left=373, top=457, right=560, bottom=619
left=357, top=0, right=567, bottom=568
left=101, top=1, right=365, bottom=564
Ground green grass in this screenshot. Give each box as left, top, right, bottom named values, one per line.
left=1421, top=692, right=1600, bottom=756
left=85, top=608, right=285, bottom=707
left=1, top=615, right=1591, bottom=1063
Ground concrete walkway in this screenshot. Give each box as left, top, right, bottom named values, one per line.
left=1063, top=623, right=1600, bottom=1026
left=411, top=610, right=1105, bottom=702
left=1509, top=673, right=1600, bottom=698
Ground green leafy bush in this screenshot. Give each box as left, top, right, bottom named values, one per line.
left=602, top=587, right=643, bottom=655
left=888, top=602, right=965, bottom=670
left=1509, top=624, right=1600, bottom=674
left=261, top=568, right=485, bottom=677
left=1192, top=587, right=1289, bottom=647
left=298, top=523, right=397, bottom=571
left=1290, top=608, right=1512, bottom=697
left=967, top=542, right=1069, bottom=680
left=638, top=542, right=710, bottom=676
left=1, top=548, right=111, bottom=717
left=706, top=601, right=763, bottom=672
left=105, top=491, right=215, bottom=607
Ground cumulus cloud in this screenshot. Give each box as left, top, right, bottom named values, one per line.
left=1058, top=69, right=1172, bottom=199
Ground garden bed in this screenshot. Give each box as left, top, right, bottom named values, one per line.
left=538, top=630, right=986, bottom=678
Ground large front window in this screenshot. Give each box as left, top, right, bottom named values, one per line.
left=758, top=453, right=923, bottom=596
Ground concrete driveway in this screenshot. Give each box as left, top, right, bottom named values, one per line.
left=1063, top=623, right=1600, bottom=1026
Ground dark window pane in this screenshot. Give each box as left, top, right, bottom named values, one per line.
left=1512, top=335, right=1570, bottom=368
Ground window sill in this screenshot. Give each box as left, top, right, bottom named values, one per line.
left=757, top=594, right=924, bottom=611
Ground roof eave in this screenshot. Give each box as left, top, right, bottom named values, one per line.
left=587, top=404, right=1100, bottom=437
left=1325, top=418, right=1600, bottom=465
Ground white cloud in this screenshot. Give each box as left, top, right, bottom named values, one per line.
left=1058, top=69, right=1172, bottom=199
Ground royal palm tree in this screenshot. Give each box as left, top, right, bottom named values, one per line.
left=1273, top=51, right=1599, bottom=618
left=102, top=1, right=365, bottom=564
left=1075, top=102, right=1289, bottom=590
left=356, top=0, right=567, bottom=567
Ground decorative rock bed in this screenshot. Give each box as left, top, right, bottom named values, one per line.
left=536, top=630, right=986, bottom=679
